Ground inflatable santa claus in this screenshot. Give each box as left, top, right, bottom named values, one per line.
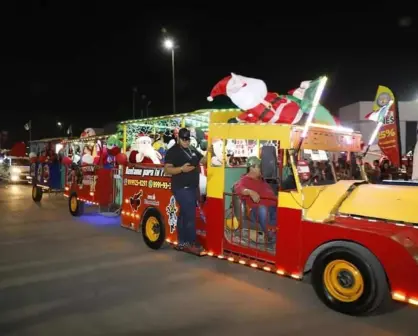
left=207, top=73, right=337, bottom=126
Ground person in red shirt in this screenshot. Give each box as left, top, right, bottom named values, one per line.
left=233, top=156, right=277, bottom=242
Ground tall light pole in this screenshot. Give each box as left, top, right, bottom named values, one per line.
left=163, top=38, right=176, bottom=114
left=132, top=86, right=138, bottom=119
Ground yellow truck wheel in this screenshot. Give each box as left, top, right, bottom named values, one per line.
left=311, top=245, right=389, bottom=316
left=68, top=193, right=84, bottom=217
left=141, top=209, right=165, bottom=250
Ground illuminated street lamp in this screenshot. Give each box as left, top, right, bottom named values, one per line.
left=163, top=39, right=174, bottom=50
left=163, top=37, right=176, bottom=114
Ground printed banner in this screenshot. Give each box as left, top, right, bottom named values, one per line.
left=374, top=86, right=401, bottom=167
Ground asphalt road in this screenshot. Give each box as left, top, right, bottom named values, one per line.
left=0, top=183, right=417, bottom=336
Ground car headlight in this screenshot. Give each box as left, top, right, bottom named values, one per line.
left=11, top=167, right=21, bottom=174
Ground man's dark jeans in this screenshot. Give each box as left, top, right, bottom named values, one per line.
left=250, top=205, right=277, bottom=241
left=172, top=187, right=197, bottom=246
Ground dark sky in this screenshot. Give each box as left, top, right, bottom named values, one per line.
left=1, top=4, right=417, bottom=144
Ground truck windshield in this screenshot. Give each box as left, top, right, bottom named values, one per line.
left=298, top=149, right=338, bottom=186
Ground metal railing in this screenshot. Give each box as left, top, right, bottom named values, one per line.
left=224, top=192, right=277, bottom=254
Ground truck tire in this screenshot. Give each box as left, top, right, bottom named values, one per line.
left=311, top=244, right=389, bottom=315
left=32, top=185, right=43, bottom=202
left=69, top=192, right=84, bottom=217
left=141, top=208, right=165, bottom=250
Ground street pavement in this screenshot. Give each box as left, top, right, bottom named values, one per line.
left=0, top=183, right=417, bottom=336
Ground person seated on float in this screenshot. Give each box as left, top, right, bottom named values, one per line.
left=233, top=156, right=277, bottom=243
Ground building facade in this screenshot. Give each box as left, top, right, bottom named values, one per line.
left=338, top=101, right=418, bottom=154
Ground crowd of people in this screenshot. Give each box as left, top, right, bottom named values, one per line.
left=335, top=157, right=406, bottom=183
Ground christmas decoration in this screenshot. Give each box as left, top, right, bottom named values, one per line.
left=207, top=73, right=336, bottom=126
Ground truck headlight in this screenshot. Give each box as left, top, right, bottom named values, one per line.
left=11, top=167, right=21, bottom=174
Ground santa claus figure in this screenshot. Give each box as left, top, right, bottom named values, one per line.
left=81, top=128, right=96, bottom=138
left=207, top=73, right=337, bottom=126
left=127, top=135, right=162, bottom=164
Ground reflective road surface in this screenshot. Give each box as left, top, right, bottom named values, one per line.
left=0, top=183, right=416, bottom=335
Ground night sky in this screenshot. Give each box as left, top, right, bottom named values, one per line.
left=1, top=4, right=417, bottom=145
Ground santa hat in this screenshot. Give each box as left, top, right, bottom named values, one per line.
left=207, top=75, right=231, bottom=102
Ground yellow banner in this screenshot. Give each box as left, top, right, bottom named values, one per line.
left=373, top=85, right=395, bottom=112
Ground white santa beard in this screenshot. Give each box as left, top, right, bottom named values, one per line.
left=228, top=82, right=267, bottom=110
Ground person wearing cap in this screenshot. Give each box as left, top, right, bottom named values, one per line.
left=164, top=128, right=207, bottom=255
left=233, top=156, right=277, bottom=243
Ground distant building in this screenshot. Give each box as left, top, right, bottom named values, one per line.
left=338, top=101, right=418, bottom=154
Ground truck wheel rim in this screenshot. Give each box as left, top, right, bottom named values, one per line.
left=323, top=259, right=364, bottom=302
left=145, top=216, right=160, bottom=242
left=70, top=197, right=78, bottom=212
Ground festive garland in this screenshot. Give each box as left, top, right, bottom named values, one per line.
left=124, top=116, right=209, bottom=148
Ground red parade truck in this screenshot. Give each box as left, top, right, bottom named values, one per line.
left=119, top=109, right=418, bottom=316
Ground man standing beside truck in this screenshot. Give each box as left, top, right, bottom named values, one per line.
left=164, top=128, right=206, bottom=255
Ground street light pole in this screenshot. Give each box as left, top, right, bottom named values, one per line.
left=132, top=86, right=137, bottom=119
left=164, top=38, right=176, bottom=114
left=171, top=48, right=176, bottom=114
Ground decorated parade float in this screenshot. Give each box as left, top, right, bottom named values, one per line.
left=29, top=137, right=69, bottom=201
left=117, top=109, right=212, bottom=229
left=61, top=128, right=123, bottom=215
left=112, top=73, right=418, bottom=316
